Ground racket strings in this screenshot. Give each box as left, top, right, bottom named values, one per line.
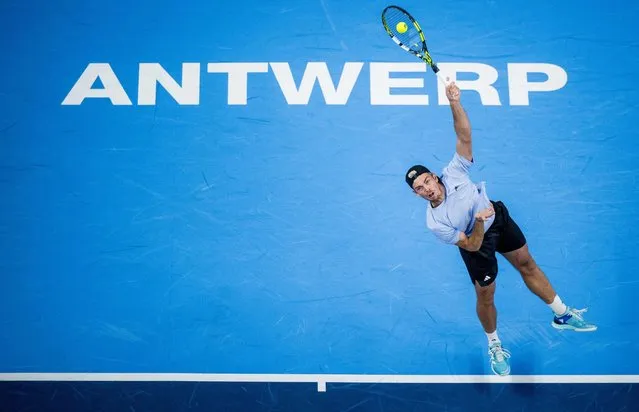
left=383, top=9, right=423, bottom=52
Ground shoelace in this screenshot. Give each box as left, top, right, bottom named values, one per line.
left=489, top=345, right=511, bottom=363
left=565, top=308, right=590, bottom=325
left=569, top=308, right=588, bottom=320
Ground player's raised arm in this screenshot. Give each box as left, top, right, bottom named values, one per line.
left=446, top=82, right=473, bottom=162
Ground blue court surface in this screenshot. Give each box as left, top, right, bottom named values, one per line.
left=2, top=0, right=639, bottom=410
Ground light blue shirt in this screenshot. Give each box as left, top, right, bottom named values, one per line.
left=426, top=153, right=495, bottom=245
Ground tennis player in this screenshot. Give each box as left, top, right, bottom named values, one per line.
left=405, top=81, right=597, bottom=376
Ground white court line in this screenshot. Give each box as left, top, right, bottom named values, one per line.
left=2, top=374, right=639, bottom=392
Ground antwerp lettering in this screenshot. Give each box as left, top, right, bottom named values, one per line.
left=61, top=62, right=568, bottom=106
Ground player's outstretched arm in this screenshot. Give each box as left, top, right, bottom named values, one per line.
left=446, top=82, right=473, bottom=162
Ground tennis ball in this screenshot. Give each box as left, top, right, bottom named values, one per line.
left=396, top=22, right=408, bottom=34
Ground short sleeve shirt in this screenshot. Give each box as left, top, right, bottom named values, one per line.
left=426, top=153, right=495, bottom=245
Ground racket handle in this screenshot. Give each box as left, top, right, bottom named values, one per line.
left=436, top=71, right=450, bottom=87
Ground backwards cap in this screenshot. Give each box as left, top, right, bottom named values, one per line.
left=405, top=165, right=431, bottom=189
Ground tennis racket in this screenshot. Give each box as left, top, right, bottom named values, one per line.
left=381, top=5, right=449, bottom=86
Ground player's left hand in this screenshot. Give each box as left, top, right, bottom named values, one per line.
left=445, top=82, right=460, bottom=102
left=475, top=204, right=495, bottom=222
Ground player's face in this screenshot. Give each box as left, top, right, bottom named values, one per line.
left=412, top=173, right=442, bottom=201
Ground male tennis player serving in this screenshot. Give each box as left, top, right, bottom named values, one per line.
left=405, top=82, right=597, bottom=376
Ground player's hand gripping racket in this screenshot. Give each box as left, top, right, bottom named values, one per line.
left=381, top=5, right=450, bottom=87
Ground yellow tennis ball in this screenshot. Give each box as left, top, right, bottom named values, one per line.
left=396, top=22, right=408, bottom=34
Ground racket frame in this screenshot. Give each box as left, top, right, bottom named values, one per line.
left=381, top=5, right=449, bottom=86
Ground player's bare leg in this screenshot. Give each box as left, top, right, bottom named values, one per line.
left=502, top=244, right=556, bottom=304
left=474, top=280, right=497, bottom=333
left=503, top=244, right=597, bottom=332
left=474, top=280, right=510, bottom=376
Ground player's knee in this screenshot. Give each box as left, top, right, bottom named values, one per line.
left=475, top=283, right=495, bottom=305
left=518, top=256, right=537, bottom=276
left=477, top=294, right=495, bottom=307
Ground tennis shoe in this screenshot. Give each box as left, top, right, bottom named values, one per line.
left=488, top=342, right=511, bottom=376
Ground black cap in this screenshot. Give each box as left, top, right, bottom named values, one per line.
left=405, top=165, right=431, bottom=188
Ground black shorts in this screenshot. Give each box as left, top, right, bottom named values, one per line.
left=458, top=201, right=527, bottom=287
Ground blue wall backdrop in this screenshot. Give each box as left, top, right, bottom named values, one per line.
left=2, top=0, right=639, bottom=410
